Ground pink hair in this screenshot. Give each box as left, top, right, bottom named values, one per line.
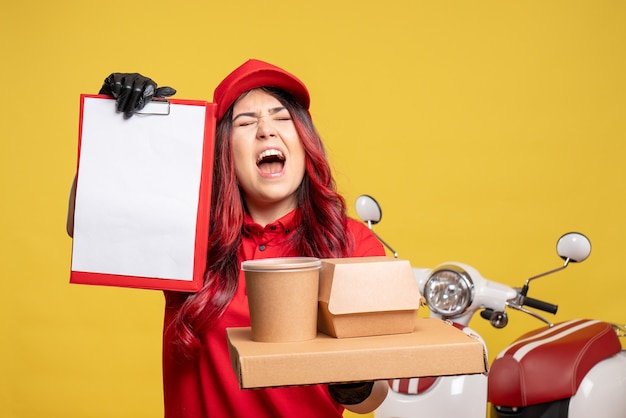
left=167, top=87, right=353, bottom=358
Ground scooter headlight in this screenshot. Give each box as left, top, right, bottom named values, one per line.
left=423, top=265, right=474, bottom=318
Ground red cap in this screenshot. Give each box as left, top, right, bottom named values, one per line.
left=213, top=59, right=310, bottom=121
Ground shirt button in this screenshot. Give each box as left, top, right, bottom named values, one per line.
left=269, top=225, right=277, bottom=231
left=259, top=245, right=266, bottom=251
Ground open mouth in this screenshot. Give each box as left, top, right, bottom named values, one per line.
left=256, top=149, right=286, bottom=175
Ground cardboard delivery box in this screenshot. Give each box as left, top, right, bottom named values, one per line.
left=227, top=318, right=487, bottom=389
left=318, top=256, right=421, bottom=338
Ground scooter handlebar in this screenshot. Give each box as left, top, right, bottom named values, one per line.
left=523, top=296, right=558, bottom=314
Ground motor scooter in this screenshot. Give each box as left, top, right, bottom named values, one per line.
left=354, top=195, right=626, bottom=418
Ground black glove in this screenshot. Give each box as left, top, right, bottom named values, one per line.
left=327, top=381, right=375, bottom=405
left=99, top=73, right=176, bottom=118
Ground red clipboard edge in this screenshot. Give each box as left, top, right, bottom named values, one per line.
left=70, top=271, right=202, bottom=292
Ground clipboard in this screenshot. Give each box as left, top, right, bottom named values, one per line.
left=70, top=95, right=216, bottom=292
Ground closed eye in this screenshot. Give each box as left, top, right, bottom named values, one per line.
left=233, top=117, right=257, bottom=127
left=271, top=108, right=292, bottom=121
left=232, top=107, right=292, bottom=126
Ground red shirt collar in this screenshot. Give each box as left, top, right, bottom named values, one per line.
left=243, top=208, right=299, bottom=237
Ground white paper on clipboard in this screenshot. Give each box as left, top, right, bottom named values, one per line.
left=71, top=95, right=215, bottom=291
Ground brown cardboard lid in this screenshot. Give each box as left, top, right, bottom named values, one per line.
left=321, top=257, right=420, bottom=314
left=242, top=257, right=321, bottom=272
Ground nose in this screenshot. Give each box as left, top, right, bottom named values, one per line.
left=256, top=116, right=277, bottom=140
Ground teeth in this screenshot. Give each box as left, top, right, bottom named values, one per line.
left=257, top=149, right=285, bottom=164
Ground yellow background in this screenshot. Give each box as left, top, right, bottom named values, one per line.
left=2, top=1, right=625, bottom=417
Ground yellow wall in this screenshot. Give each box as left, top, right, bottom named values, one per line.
left=2, top=1, right=625, bottom=417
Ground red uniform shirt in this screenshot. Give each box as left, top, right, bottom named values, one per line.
left=162, top=210, right=385, bottom=418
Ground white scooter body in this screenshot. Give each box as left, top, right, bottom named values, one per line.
left=567, top=351, right=626, bottom=418
left=374, top=263, right=626, bottom=418
left=375, top=265, right=626, bottom=418
left=376, top=372, right=487, bottom=418
left=354, top=196, right=624, bottom=418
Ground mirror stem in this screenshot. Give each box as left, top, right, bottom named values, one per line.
left=372, top=231, right=398, bottom=258
left=521, top=258, right=570, bottom=296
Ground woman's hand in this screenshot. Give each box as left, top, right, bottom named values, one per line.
left=327, top=380, right=388, bottom=413
left=99, top=73, right=176, bottom=118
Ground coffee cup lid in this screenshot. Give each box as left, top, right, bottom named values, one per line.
left=242, top=257, right=321, bottom=272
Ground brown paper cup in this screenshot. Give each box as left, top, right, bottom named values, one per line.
left=242, top=257, right=321, bottom=342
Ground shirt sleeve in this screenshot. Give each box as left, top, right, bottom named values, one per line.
left=346, top=218, right=387, bottom=257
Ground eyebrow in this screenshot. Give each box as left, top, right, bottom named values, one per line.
left=233, top=106, right=287, bottom=121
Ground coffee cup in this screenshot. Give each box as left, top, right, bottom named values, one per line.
left=242, top=257, right=321, bottom=342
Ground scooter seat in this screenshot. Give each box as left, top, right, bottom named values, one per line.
left=488, top=319, right=621, bottom=407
